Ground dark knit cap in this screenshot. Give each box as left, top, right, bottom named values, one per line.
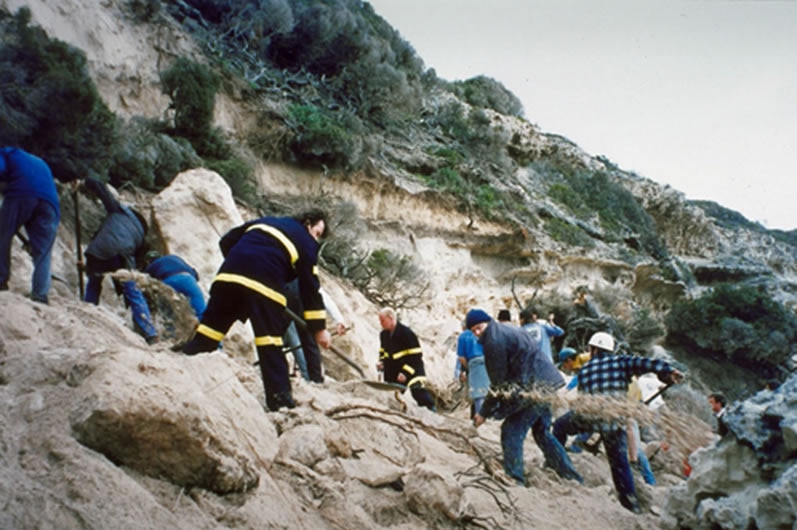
left=466, top=308, right=491, bottom=329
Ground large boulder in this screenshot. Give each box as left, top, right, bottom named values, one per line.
left=662, top=375, right=797, bottom=529
left=151, top=168, right=243, bottom=290
left=151, top=169, right=254, bottom=359
left=69, top=348, right=278, bottom=494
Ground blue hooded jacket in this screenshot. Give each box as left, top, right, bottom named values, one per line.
left=477, top=319, right=564, bottom=419
left=0, top=147, right=60, bottom=216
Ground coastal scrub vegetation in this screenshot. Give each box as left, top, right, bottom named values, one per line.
left=665, top=283, right=797, bottom=370
left=0, top=7, right=116, bottom=182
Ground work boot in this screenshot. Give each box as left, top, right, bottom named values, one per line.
left=0, top=282, right=8, bottom=291
left=266, top=392, right=296, bottom=411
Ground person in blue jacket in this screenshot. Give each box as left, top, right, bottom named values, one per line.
left=467, top=308, right=582, bottom=486
left=520, top=307, right=564, bottom=363
left=456, top=322, right=490, bottom=418
left=182, top=209, right=331, bottom=411
left=143, top=251, right=206, bottom=319
left=0, top=147, right=60, bottom=304
left=78, top=177, right=158, bottom=344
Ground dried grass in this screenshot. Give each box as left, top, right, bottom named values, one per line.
left=487, top=387, right=714, bottom=460
left=111, top=269, right=199, bottom=343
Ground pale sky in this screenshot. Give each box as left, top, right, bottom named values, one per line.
left=367, top=0, right=797, bottom=230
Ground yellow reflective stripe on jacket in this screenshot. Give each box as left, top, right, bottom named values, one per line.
left=213, top=273, right=287, bottom=306
left=402, top=364, right=416, bottom=375
left=246, top=224, right=299, bottom=266
left=312, top=265, right=319, bottom=275
left=392, top=347, right=422, bottom=359
left=379, top=348, right=388, bottom=360
left=196, top=324, right=225, bottom=342
left=407, top=376, right=427, bottom=388
left=304, top=309, right=326, bottom=321
left=254, top=335, right=284, bottom=347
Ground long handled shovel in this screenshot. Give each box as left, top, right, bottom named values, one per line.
left=73, top=188, right=84, bottom=299
left=285, top=306, right=366, bottom=378
left=644, top=381, right=674, bottom=406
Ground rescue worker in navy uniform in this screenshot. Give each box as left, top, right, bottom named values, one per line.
left=377, top=307, right=436, bottom=411
left=182, top=209, right=331, bottom=411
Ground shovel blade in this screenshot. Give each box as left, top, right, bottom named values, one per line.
left=360, top=380, right=407, bottom=392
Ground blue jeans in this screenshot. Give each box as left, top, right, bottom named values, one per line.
left=162, top=273, right=206, bottom=319
left=602, top=424, right=640, bottom=512
left=473, top=396, right=485, bottom=417
left=629, top=420, right=656, bottom=485
left=284, top=321, right=308, bottom=379
left=283, top=320, right=324, bottom=383
left=85, top=254, right=158, bottom=341
left=554, top=411, right=640, bottom=511
left=0, top=196, right=59, bottom=301
left=502, top=402, right=582, bottom=485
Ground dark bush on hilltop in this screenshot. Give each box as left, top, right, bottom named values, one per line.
left=169, top=0, right=427, bottom=123
left=694, top=200, right=797, bottom=248
left=0, top=7, right=117, bottom=181
left=693, top=200, right=762, bottom=231
left=666, top=283, right=797, bottom=367
left=448, top=75, right=524, bottom=117
left=259, top=0, right=425, bottom=122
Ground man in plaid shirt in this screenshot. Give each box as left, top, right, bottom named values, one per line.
left=553, top=331, right=683, bottom=513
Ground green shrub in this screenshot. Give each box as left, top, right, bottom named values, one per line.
left=547, top=183, right=588, bottom=217
left=110, top=118, right=201, bottom=190
left=349, top=248, right=430, bottom=310
left=665, top=283, right=797, bottom=367
left=260, top=0, right=424, bottom=122
left=473, top=185, right=504, bottom=218
left=431, top=147, right=463, bottom=166
left=539, top=163, right=666, bottom=259
left=317, top=200, right=369, bottom=278
left=286, top=104, right=364, bottom=169
left=159, top=57, right=220, bottom=150
left=0, top=7, right=117, bottom=181
left=128, top=0, right=161, bottom=22
left=432, top=100, right=469, bottom=139
left=449, top=75, right=524, bottom=117
left=159, top=58, right=258, bottom=197
left=427, top=167, right=464, bottom=192
left=694, top=199, right=797, bottom=248
left=619, top=306, right=665, bottom=355
left=204, top=155, right=254, bottom=198
left=544, top=218, right=594, bottom=247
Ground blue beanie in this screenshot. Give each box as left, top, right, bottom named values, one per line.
left=465, top=308, right=491, bottom=329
